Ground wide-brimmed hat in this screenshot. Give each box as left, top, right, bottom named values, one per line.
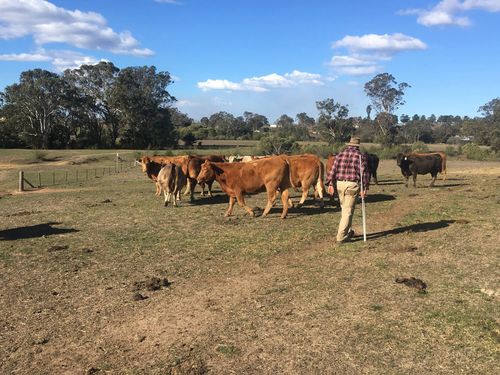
left=346, top=136, right=361, bottom=147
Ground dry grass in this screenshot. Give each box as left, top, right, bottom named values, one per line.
left=0, top=156, right=499, bottom=374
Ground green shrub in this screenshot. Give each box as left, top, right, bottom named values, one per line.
left=259, top=135, right=300, bottom=155
left=411, top=141, right=429, bottom=152
left=300, top=144, right=337, bottom=158
left=445, top=145, right=459, bottom=156
left=461, top=143, right=491, bottom=161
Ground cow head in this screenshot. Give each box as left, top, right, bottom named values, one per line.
left=197, top=160, right=216, bottom=183
left=139, top=156, right=151, bottom=173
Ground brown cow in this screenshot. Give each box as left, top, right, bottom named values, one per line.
left=280, top=154, right=325, bottom=208
left=184, top=155, right=225, bottom=198
left=412, top=151, right=447, bottom=180
left=138, top=156, right=163, bottom=195
left=157, top=162, right=187, bottom=206
left=196, top=157, right=292, bottom=218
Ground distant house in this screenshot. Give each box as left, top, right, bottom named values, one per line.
left=269, top=123, right=278, bottom=128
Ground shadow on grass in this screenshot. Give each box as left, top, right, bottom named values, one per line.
left=189, top=194, right=228, bottom=206
left=351, top=220, right=455, bottom=242
left=365, top=193, right=396, bottom=203
left=0, top=222, right=79, bottom=241
left=377, top=180, right=404, bottom=186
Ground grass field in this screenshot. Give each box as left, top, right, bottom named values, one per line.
left=0, top=149, right=499, bottom=374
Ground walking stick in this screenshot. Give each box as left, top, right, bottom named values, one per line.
left=359, top=154, right=367, bottom=242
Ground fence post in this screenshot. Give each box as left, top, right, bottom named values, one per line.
left=52, top=172, right=55, bottom=185
left=86, top=169, right=88, bottom=180
left=38, top=172, right=41, bottom=188
left=19, top=171, right=24, bottom=192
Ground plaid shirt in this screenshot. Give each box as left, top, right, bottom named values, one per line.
left=326, top=146, right=370, bottom=190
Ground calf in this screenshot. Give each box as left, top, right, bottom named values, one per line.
left=197, top=157, right=292, bottom=218
left=396, top=153, right=442, bottom=187
left=280, top=154, right=325, bottom=208
left=157, top=162, right=187, bottom=206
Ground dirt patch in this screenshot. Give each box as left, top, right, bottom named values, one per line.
left=133, top=277, right=172, bottom=292
left=4, top=210, right=41, bottom=217
left=47, top=245, right=69, bottom=252
left=12, top=187, right=97, bottom=195
left=395, top=277, right=427, bottom=292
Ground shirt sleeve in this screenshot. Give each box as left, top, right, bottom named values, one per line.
left=326, top=155, right=340, bottom=186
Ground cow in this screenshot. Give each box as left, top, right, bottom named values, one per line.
left=279, top=154, right=325, bottom=208
left=366, top=153, right=380, bottom=184
left=412, top=151, right=447, bottom=180
left=138, top=156, right=163, bottom=195
left=157, top=162, right=187, bottom=206
left=228, top=155, right=269, bottom=163
left=196, top=156, right=292, bottom=218
left=184, top=155, right=225, bottom=197
left=396, top=153, right=443, bottom=187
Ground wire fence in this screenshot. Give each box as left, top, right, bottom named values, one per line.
left=18, top=159, right=137, bottom=192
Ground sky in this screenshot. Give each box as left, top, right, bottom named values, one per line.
left=1, top=0, right=499, bottom=122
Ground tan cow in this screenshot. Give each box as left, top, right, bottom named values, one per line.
left=279, top=154, right=325, bottom=208
left=157, top=162, right=187, bottom=206
left=183, top=155, right=225, bottom=198
left=197, top=156, right=292, bottom=218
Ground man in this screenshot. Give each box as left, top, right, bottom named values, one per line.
left=326, top=137, right=369, bottom=243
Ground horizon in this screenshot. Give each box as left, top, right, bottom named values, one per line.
left=1, top=0, right=499, bottom=122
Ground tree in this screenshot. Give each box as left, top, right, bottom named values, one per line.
left=296, top=112, right=315, bottom=128
left=109, top=66, right=177, bottom=148
left=315, top=98, right=352, bottom=144
left=243, top=111, right=268, bottom=131
left=2, top=69, right=69, bottom=148
left=64, top=61, right=120, bottom=147
left=259, top=135, right=299, bottom=155
left=366, top=105, right=372, bottom=120
left=364, top=73, right=410, bottom=144
left=479, top=98, right=500, bottom=151
left=276, top=114, right=294, bottom=128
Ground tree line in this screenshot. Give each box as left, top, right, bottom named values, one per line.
left=0, top=64, right=498, bottom=152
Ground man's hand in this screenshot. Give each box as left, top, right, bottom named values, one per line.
left=360, top=190, right=367, bottom=199
left=327, top=185, right=334, bottom=195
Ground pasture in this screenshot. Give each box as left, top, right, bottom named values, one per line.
left=0, top=150, right=499, bottom=374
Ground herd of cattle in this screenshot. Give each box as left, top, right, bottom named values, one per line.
left=137, top=151, right=447, bottom=218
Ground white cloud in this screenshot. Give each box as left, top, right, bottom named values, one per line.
left=333, top=33, right=427, bottom=52
left=0, top=52, right=51, bottom=62
left=329, top=33, right=426, bottom=76
left=0, top=0, right=153, bottom=56
left=175, top=99, right=198, bottom=108
left=155, top=0, right=183, bottom=4
left=0, top=48, right=105, bottom=71
left=336, top=65, right=380, bottom=76
left=197, top=70, right=324, bottom=92
left=399, top=0, right=500, bottom=27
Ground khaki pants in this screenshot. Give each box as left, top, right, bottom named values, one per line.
left=336, top=180, right=360, bottom=242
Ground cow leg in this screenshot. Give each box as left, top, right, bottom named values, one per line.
left=262, top=190, right=277, bottom=217
left=403, top=175, right=409, bottom=188
left=225, top=196, right=236, bottom=217
left=188, top=178, right=196, bottom=201
left=295, top=186, right=309, bottom=209
left=373, top=171, right=378, bottom=185
left=172, top=190, right=178, bottom=206
left=164, top=189, right=169, bottom=207
left=183, top=179, right=191, bottom=196
left=199, top=182, right=206, bottom=196
left=412, top=173, right=417, bottom=188
left=280, top=189, right=290, bottom=219
left=236, top=194, right=255, bottom=217
left=155, top=182, right=161, bottom=196
left=207, top=180, right=214, bottom=197
left=430, top=173, right=437, bottom=187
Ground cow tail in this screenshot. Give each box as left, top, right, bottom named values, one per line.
left=316, top=160, right=325, bottom=196
left=285, top=158, right=297, bottom=189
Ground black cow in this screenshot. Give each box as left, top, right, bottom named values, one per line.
left=396, top=153, right=442, bottom=187
left=366, top=153, right=379, bottom=184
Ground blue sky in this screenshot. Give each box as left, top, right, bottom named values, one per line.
left=1, top=0, right=499, bottom=122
